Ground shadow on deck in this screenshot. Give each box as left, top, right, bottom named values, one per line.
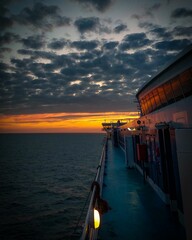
left=98, top=140, right=186, bottom=240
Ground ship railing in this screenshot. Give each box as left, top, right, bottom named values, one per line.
left=80, top=137, right=107, bottom=240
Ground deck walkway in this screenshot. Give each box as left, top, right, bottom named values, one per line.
left=98, top=140, right=186, bottom=240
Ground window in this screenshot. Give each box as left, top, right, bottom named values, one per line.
left=145, top=95, right=153, bottom=113
left=179, top=68, right=192, bottom=97
left=138, top=68, right=192, bottom=116
left=163, top=82, right=175, bottom=104
left=157, top=86, right=167, bottom=106
left=170, top=77, right=183, bottom=101
left=149, top=92, right=156, bottom=111
left=153, top=89, right=161, bottom=108
left=140, top=99, right=147, bottom=115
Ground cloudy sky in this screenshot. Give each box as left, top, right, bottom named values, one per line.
left=0, top=0, right=192, bottom=132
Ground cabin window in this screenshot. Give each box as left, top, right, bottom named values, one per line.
left=145, top=94, right=153, bottom=113
left=157, top=86, right=167, bottom=106
left=179, top=68, right=192, bottom=97
left=163, top=82, right=175, bottom=104
left=153, top=89, right=161, bottom=109
left=170, top=77, right=184, bottom=101
left=140, top=99, right=147, bottom=115
left=143, top=98, right=149, bottom=115
left=149, top=92, right=156, bottom=111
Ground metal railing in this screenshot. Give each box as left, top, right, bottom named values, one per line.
left=80, top=137, right=107, bottom=240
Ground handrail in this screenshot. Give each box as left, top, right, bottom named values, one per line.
left=80, top=137, right=107, bottom=240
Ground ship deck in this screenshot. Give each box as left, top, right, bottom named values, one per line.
left=98, top=140, right=186, bottom=240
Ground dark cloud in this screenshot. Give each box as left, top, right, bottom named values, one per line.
left=0, top=30, right=191, bottom=115
left=13, top=2, right=71, bottom=31
left=18, top=49, right=56, bottom=61
left=47, top=38, right=68, bottom=50
left=114, top=24, right=127, bottom=33
left=20, top=35, right=46, bottom=49
left=153, top=39, right=191, bottom=51
left=74, top=17, right=100, bottom=34
left=150, top=27, right=172, bottom=39
left=103, top=41, right=118, bottom=50
left=0, top=61, right=10, bottom=71
left=173, top=26, right=192, bottom=37
left=0, top=32, right=20, bottom=45
left=0, top=16, right=13, bottom=31
left=0, top=43, right=177, bottom=114
left=0, top=4, right=14, bottom=31
left=119, top=33, right=152, bottom=50
left=171, top=8, right=192, bottom=18
left=139, top=22, right=192, bottom=41
left=71, top=40, right=99, bottom=50
left=52, top=54, right=74, bottom=68
left=0, top=41, right=186, bottom=112
left=60, top=65, right=90, bottom=77
left=73, top=0, right=114, bottom=12
left=138, top=22, right=159, bottom=30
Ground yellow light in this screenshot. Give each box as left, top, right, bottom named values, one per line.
left=94, top=208, right=100, bottom=229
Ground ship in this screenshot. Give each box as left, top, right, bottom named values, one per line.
left=76, top=44, right=192, bottom=240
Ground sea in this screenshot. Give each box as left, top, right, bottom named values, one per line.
left=0, top=133, right=105, bottom=240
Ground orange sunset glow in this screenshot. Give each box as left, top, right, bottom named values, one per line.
left=0, top=112, right=139, bottom=133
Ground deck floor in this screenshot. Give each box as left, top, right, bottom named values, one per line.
left=98, top=140, right=186, bottom=240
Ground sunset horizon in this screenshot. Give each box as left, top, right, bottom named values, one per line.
left=0, top=111, right=139, bottom=133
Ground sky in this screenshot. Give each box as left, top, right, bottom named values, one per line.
left=0, top=0, right=192, bottom=133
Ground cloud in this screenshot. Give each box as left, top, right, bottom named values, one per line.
left=150, top=27, right=172, bottom=39
left=0, top=16, right=13, bottom=31
left=74, top=17, right=110, bottom=35
left=20, top=35, right=46, bottom=49
left=153, top=39, right=191, bottom=51
left=73, top=0, right=114, bottom=12
left=0, top=32, right=20, bottom=45
left=1, top=31, right=190, bottom=115
left=47, top=38, right=68, bottom=50
left=171, top=8, right=192, bottom=18
left=119, top=33, right=152, bottom=50
left=138, top=22, right=158, bottom=30
left=74, top=17, right=100, bottom=34
left=0, top=4, right=14, bottom=31
left=172, top=26, right=192, bottom=37
left=139, top=22, right=192, bottom=41
left=103, top=41, right=118, bottom=50
left=13, top=2, right=71, bottom=31
left=18, top=49, right=56, bottom=61
left=71, top=40, right=99, bottom=50
left=114, top=24, right=127, bottom=33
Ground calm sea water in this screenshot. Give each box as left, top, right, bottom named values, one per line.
left=0, top=133, right=104, bottom=240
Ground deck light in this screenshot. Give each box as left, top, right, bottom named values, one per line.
left=89, top=208, right=100, bottom=229
left=93, top=208, right=100, bottom=229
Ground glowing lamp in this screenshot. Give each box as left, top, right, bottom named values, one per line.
left=93, top=209, right=100, bottom=229
left=89, top=208, right=100, bottom=229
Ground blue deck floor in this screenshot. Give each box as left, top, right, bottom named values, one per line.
left=98, top=140, right=186, bottom=240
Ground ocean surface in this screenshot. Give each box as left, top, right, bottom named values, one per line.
left=0, top=133, right=104, bottom=240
